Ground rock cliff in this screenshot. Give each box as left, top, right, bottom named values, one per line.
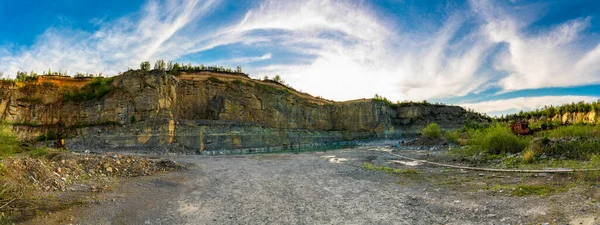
left=0, top=70, right=486, bottom=154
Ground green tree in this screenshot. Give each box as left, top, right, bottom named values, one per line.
left=236, top=66, right=242, bottom=73
left=273, top=75, right=284, bottom=84
left=167, top=61, right=173, bottom=71
left=154, top=59, right=166, bottom=71
left=140, top=61, right=151, bottom=71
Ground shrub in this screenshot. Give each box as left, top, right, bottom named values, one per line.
left=467, top=123, right=528, bottom=155
left=422, top=122, right=442, bottom=139
left=443, top=130, right=459, bottom=144
left=522, top=149, right=535, bottom=163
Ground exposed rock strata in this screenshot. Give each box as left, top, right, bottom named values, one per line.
left=0, top=71, right=485, bottom=154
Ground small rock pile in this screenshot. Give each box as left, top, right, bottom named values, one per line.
left=397, top=137, right=451, bottom=150
left=1, top=152, right=185, bottom=192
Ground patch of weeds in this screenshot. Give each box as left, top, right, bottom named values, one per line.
left=34, top=131, right=57, bottom=142
left=63, top=77, right=114, bottom=102
left=542, top=124, right=600, bottom=139
left=0, top=125, right=19, bottom=158
left=362, top=162, right=417, bottom=174
left=29, top=148, right=49, bottom=158
left=522, top=149, right=535, bottom=164
left=513, top=184, right=557, bottom=197
left=255, top=83, right=278, bottom=93
left=487, top=183, right=566, bottom=197
left=573, top=170, right=600, bottom=182
left=207, top=77, right=225, bottom=83
left=232, top=79, right=243, bottom=86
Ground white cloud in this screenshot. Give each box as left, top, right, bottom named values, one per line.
left=1, top=0, right=599, bottom=108
left=0, top=0, right=217, bottom=76
left=472, top=0, right=600, bottom=92
left=209, top=53, right=272, bottom=65
left=459, top=96, right=600, bottom=114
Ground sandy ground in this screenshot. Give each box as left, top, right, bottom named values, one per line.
left=28, top=144, right=600, bottom=225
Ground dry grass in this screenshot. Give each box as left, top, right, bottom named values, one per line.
left=522, top=149, right=535, bottom=164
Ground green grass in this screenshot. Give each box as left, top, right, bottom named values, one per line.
left=0, top=125, right=19, bottom=159
left=29, top=148, right=49, bottom=158
left=422, top=122, right=442, bottom=139
left=541, top=124, right=600, bottom=138
left=255, top=82, right=279, bottom=93
left=362, top=162, right=418, bottom=174
left=486, top=183, right=562, bottom=197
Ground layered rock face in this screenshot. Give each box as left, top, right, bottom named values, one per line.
left=0, top=70, right=485, bottom=154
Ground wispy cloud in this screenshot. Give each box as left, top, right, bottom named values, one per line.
left=472, top=0, right=600, bottom=92
left=0, top=0, right=217, bottom=76
left=0, top=0, right=599, bottom=112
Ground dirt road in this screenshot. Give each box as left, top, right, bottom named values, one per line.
left=31, top=145, right=599, bottom=224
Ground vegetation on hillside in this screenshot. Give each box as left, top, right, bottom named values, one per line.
left=142, top=59, right=245, bottom=75
left=63, top=77, right=114, bottom=102
left=421, top=122, right=442, bottom=139
left=498, top=100, right=600, bottom=122
left=447, top=118, right=600, bottom=171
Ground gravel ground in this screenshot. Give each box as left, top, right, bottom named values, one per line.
left=29, top=144, right=600, bottom=225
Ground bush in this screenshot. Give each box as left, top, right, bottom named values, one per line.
left=467, top=123, right=528, bottom=155
left=443, top=130, right=459, bottom=144
left=422, top=122, right=442, bottom=139
left=522, top=149, right=535, bottom=163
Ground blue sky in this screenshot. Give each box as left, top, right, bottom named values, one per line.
left=1, top=0, right=600, bottom=116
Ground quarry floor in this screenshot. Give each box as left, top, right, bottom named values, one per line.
left=28, top=143, right=599, bottom=225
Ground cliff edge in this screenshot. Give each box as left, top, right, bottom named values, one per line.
left=0, top=70, right=487, bottom=154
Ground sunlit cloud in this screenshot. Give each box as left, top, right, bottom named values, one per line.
left=0, top=0, right=599, bottom=114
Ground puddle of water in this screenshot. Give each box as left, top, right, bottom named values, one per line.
left=390, top=160, right=422, bottom=166
left=320, top=155, right=348, bottom=163
left=328, top=158, right=348, bottom=163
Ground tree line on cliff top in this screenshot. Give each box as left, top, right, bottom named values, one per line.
left=2, top=60, right=245, bottom=83
left=140, top=59, right=243, bottom=74
left=498, top=100, right=600, bottom=122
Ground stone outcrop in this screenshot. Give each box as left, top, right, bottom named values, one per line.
left=0, top=70, right=486, bottom=154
